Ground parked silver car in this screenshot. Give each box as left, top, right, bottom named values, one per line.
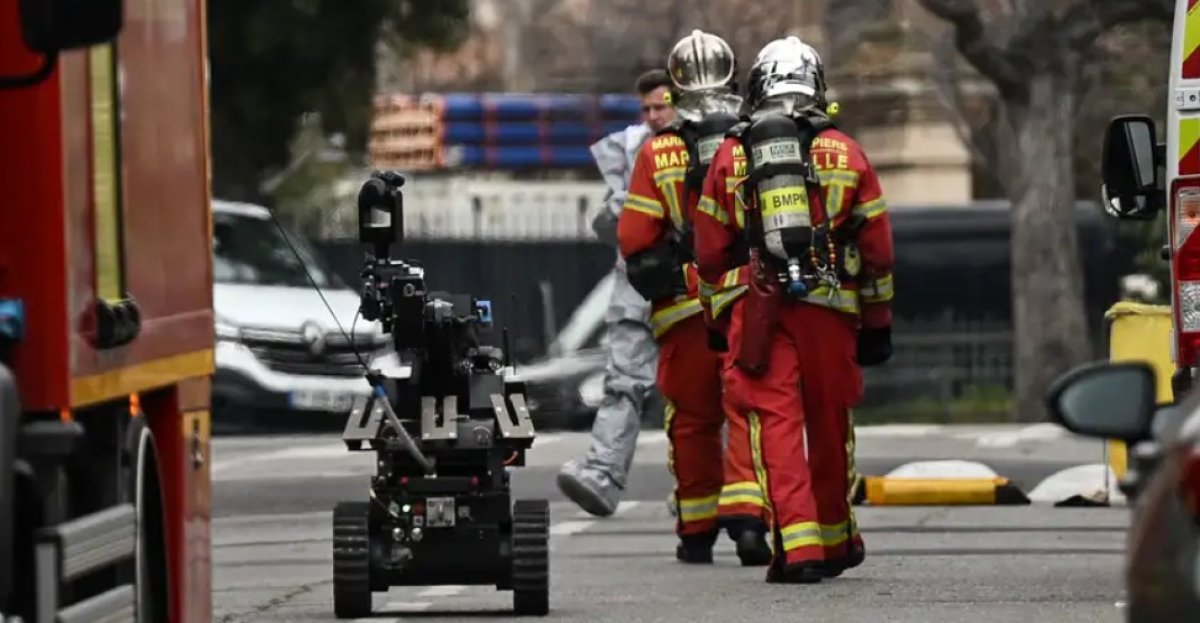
left=1046, top=360, right=1200, bottom=620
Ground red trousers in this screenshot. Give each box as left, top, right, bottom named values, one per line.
left=657, top=314, right=765, bottom=536
left=722, top=298, right=865, bottom=568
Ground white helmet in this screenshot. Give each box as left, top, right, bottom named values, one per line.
left=746, top=36, right=826, bottom=112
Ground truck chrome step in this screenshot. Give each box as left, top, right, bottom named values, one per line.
left=38, top=504, right=136, bottom=581
left=56, top=584, right=134, bottom=623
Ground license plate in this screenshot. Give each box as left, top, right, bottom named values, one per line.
left=289, top=390, right=355, bottom=412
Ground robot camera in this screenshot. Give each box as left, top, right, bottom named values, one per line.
left=358, top=170, right=407, bottom=253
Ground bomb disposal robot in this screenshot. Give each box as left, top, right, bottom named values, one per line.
left=331, top=171, right=549, bottom=618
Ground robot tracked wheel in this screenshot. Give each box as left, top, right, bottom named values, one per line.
left=329, top=171, right=550, bottom=619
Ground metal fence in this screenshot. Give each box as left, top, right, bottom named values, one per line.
left=861, top=314, right=1015, bottom=423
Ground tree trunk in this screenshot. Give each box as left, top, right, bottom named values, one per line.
left=1005, top=70, right=1092, bottom=422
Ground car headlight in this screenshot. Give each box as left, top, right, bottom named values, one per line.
left=216, top=321, right=241, bottom=341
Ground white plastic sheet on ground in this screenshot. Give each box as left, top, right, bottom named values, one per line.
left=1027, top=463, right=1126, bottom=506
left=884, top=460, right=999, bottom=479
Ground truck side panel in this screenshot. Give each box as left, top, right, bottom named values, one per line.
left=64, top=0, right=214, bottom=407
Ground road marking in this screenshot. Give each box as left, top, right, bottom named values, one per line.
left=636, top=431, right=668, bottom=445
left=213, top=433, right=564, bottom=477
left=550, top=520, right=595, bottom=535
left=363, top=600, right=431, bottom=619
left=616, top=501, right=641, bottom=515
left=854, top=424, right=944, bottom=438
left=213, top=510, right=331, bottom=526
left=416, top=585, right=467, bottom=598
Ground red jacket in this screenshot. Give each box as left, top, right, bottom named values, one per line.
left=617, top=129, right=705, bottom=338
left=693, top=125, right=895, bottom=329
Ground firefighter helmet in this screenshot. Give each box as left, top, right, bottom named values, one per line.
left=746, top=36, right=827, bottom=113
left=667, top=30, right=736, bottom=93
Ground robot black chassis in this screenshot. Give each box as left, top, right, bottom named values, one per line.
left=330, top=312, right=549, bottom=618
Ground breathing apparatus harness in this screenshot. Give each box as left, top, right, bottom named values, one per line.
left=730, top=110, right=864, bottom=301
left=624, top=111, right=740, bottom=302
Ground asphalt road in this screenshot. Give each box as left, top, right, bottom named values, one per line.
left=211, top=425, right=1132, bottom=622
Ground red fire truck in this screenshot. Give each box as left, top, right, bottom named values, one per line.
left=0, top=1, right=213, bottom=621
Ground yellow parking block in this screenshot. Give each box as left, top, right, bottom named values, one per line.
left=854, top=476, right=1030, bottom=506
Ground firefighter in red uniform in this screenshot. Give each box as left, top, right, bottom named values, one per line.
left=694, top=36, right=895, bottom=583
left=617, top=30, right=772, bottom=566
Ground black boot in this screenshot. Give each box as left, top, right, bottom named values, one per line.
left=767, top=561, right=825, bottom=584
left=676, top=531, right=718, bottom=564
left=823, top=543, right=865, bottom=578
left=733, top=529, right=771, bottom=566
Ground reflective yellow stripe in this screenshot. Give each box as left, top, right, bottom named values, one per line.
left=654, top=167, right=686, bottom=185
left=698, top=278, right=717, bottom=302
left=819, top=170, right=859, bottom=219
left=847, top=408, right=859, bottom=506
left=854, top=197, right=887, bottom=220
left=734, top=189, right=747, bottom=230
left=710, top=282, right=859, bottom=317
left=711, top=285, right=748, bottom=319
left=719, top=481, right=766, bottom=508
left=624, top=193, right=664, bottom=218
left=819, top=521, right=850, bottom=547
left=679, top=493, right=720, bottom=523
left=818, top=169, right=860, bottom=186
left=659, top=180, right=685, bottom=231
left=748, top=411, right=776, bottom=529
left=71, top=349, right=215, bottom=408
left=697, top=195, right=728, bottom=224
left=90, top=43, right=124, bottom=301
left=650, top=298, right=703, bottom=338
left=803, top=286, right=860, bottom=314
left=780, top=521, right=823, bottom=551
left=722, top=269, right=742, bottom=288
left=664, top=399, right=677, bottom=480
left=860, top=274, right=893, bottom=303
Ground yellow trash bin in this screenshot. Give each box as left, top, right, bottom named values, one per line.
left=1104, top=301, right=1176, bottom=478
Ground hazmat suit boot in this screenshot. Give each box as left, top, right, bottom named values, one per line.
left=675, top=529, right=718, bottom=564
left=556, top=460, right=620, bottom=518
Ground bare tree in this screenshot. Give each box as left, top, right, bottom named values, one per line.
left=913, top=0, right=1172, bottom=421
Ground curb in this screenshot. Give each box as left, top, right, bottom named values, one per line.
left=850, top=461, right=1127, bottom=508
left=665, top=461, right=1128, bottom=512
left=851, top=475, right=1029, bottom=506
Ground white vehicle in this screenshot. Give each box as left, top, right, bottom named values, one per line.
left=1102, top=0, right=1200, bottom=396
left=211, top=199, right=402, bottom=427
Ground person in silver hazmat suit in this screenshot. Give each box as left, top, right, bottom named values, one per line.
left=556, top=70, right=678, bottom=517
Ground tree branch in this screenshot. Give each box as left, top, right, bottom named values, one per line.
left=915, top=0, right=1026, bottom=98
left=1064, top=0, right=1174, bottom=50
left=926, top=33, right=999, bottom=172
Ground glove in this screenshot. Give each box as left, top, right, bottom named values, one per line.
left=707, top=328, right=728, bottom=353
left=856, top=326, right=892, bottom=367
left=591, top=210, right=619, bottom=246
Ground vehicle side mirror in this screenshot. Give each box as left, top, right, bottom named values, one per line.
left=1045, top=361, right=1158, bottom=443
left=1101, top=114, right=1163, bottom=221
left=19, top=0, right=123, bottom=53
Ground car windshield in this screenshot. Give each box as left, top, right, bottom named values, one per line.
left=212, top=211, right=339, bottom=288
